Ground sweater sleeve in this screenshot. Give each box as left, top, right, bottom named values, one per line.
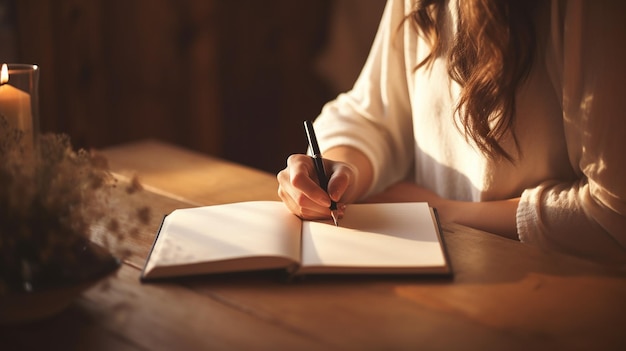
left=313, top=0, right=414, bottom=197
left=517, top=0, right=626, bottom=264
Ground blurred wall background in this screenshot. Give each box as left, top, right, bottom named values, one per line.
left=0, top=0, right=384, bottom=173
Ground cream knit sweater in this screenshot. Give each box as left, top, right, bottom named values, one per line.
left=313, top=0, right=626, bottom=264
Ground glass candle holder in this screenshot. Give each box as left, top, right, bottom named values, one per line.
left=0, top=63, right=40, bottom=149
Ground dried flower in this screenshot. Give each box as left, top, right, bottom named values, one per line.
left=0, top=116, right=150, bottom=294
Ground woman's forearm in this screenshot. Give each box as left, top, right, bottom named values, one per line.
left=442, top=198, right=520, bottom=240
left=365, top=181, right=520, bottom=240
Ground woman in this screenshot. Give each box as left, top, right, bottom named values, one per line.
left=277, top=0, right=626, bottom=264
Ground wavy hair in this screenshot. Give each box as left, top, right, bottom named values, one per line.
left=410, top=0, right=538, bottom=161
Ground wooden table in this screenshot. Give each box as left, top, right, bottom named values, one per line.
left=2, top=139, right=626, bottom=350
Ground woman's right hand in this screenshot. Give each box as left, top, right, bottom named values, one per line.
left=277, top=153, right=358, bottom=220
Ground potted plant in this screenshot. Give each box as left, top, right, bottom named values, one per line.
left=0, top=117, right=150, bottom=324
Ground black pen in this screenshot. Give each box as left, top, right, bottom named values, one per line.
left=304, top=120, right=339, bottom=226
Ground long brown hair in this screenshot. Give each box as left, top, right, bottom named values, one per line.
left=410, top=0, right=537, bottom=161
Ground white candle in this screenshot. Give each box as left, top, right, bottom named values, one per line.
left=0, top=63, right=33, bottom=145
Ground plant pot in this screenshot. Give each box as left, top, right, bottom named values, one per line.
left=0, top=240, right=120, bottom=325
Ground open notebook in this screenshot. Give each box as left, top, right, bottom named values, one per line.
left=140, top=201, right=451, bottom=281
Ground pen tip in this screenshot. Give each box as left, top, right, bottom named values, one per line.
left=331, top=210, right=339, bottom=227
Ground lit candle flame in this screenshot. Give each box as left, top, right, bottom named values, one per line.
left=1, top=64, right=8, bottom=84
